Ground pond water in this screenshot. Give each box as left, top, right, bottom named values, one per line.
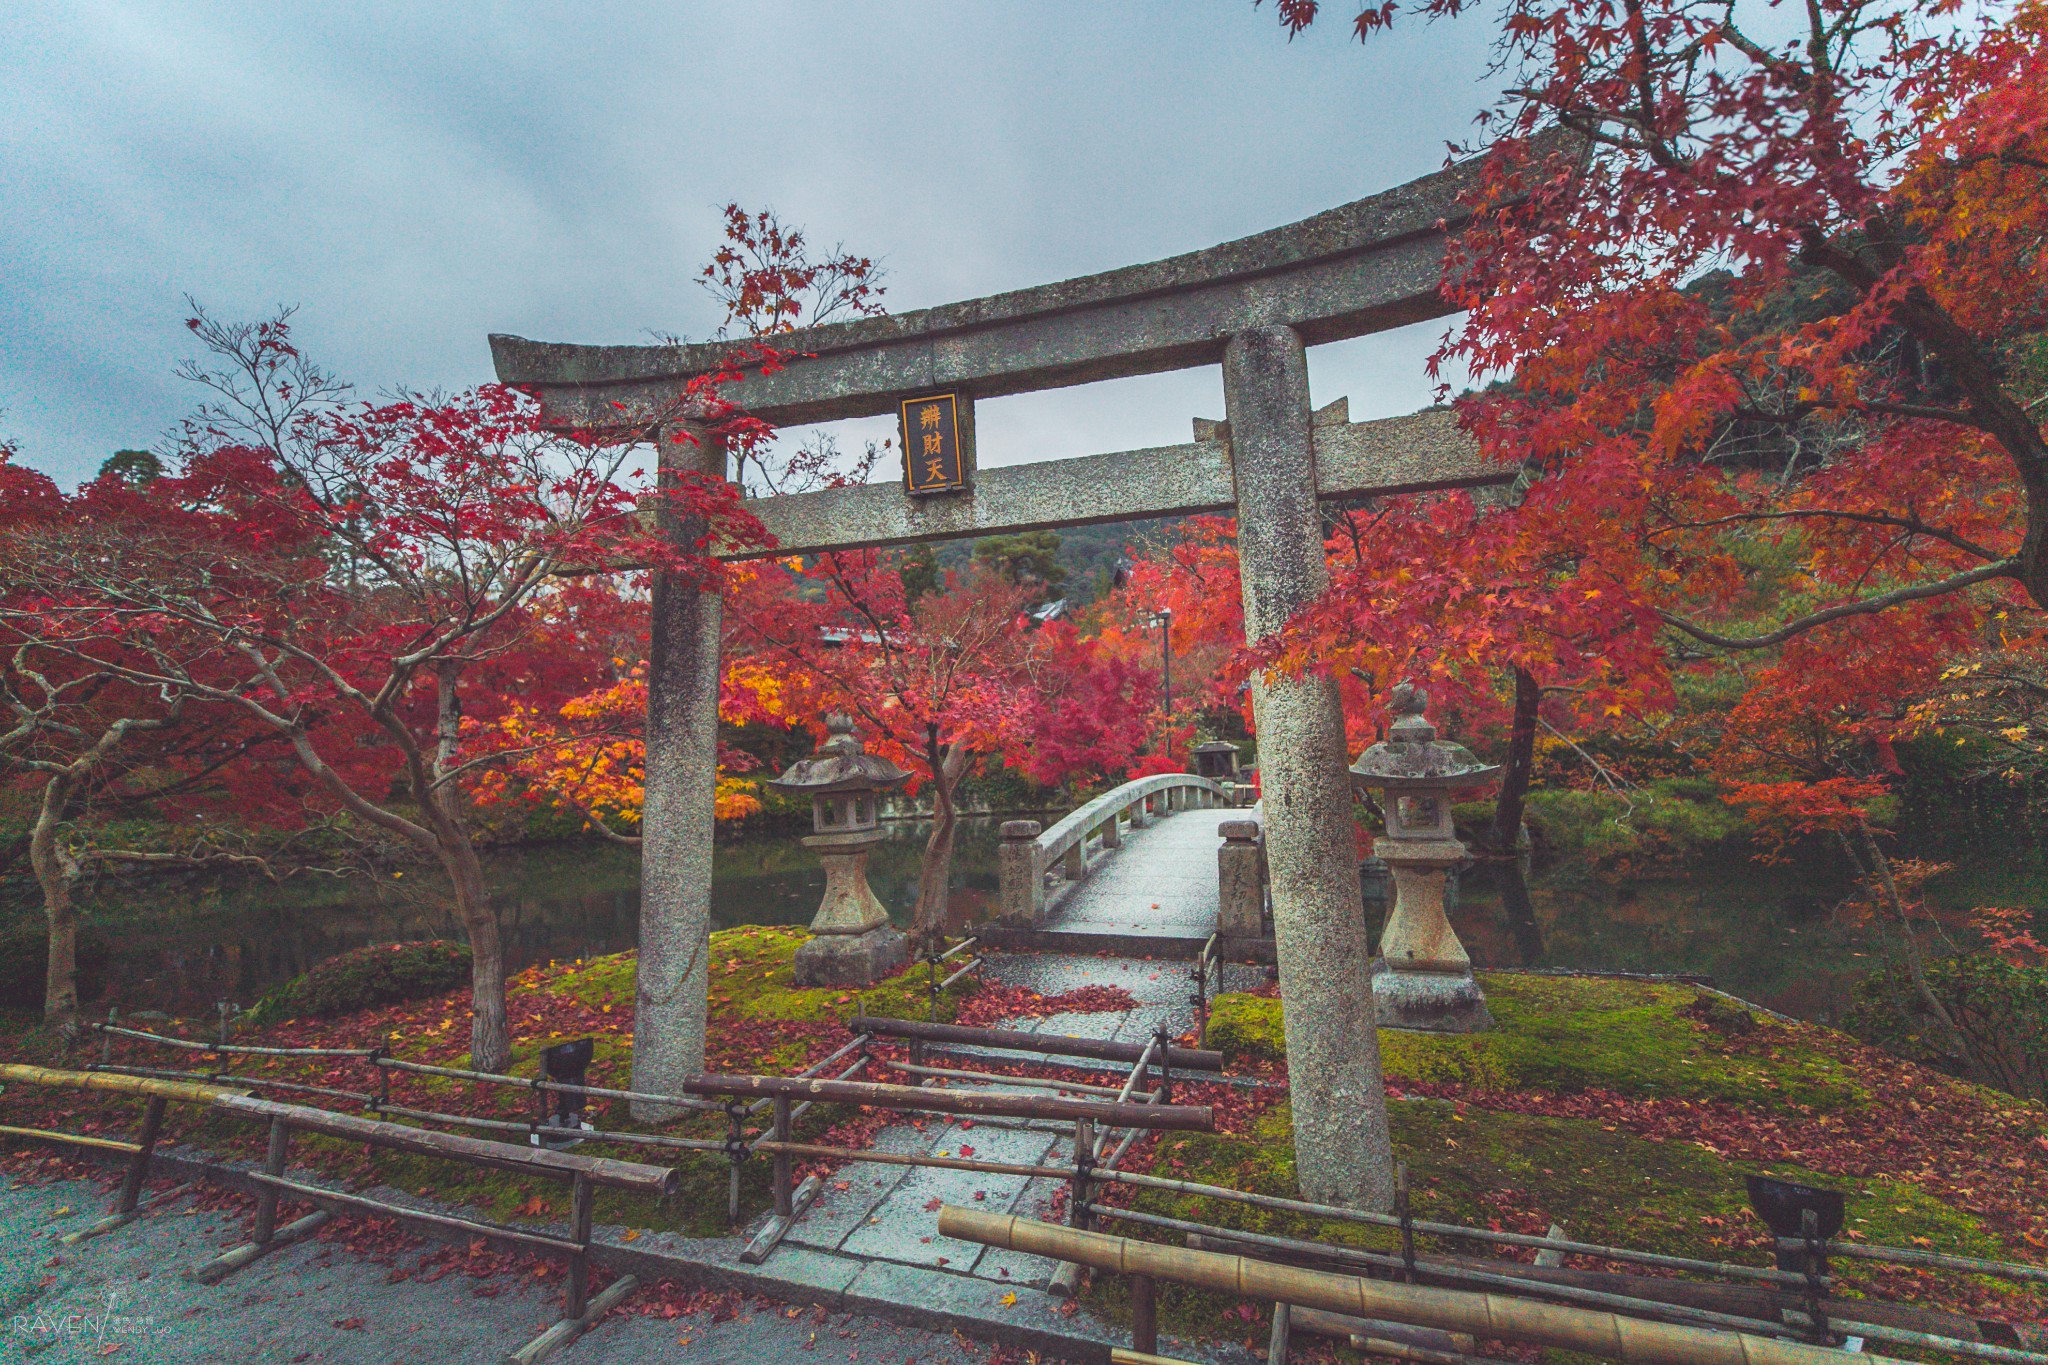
left=13, top=820, right=1006, bottom=1020
left=8, top=801, right=2041, bottom=1025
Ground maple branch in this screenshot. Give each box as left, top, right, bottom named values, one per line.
left=1656, top=558, right=2020, bottom=649
left=551, top=788, right=643, bottom=848
left=1649, top=508, right=2007, bottom=566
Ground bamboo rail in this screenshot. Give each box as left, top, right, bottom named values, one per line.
left=940, top=1209, right=1900, bottom=1365
left=680, top=1072, right=1212, bottom=1130
left=0, top=1123, right=140, bottom=1154
left=1, top=1062, right=658, bottom=1359
left=885, top=1060, right=1139, bottom=1099
left=0, top=1062, right=248, bottom=1105
left=1096, top=1166, right=1812, bottom=1288
left=853, top=1015, right=1225, bottom=1071
left=92, top=1024, right=378, bottom=1058
left=750, top=1139, right=1076, bottom=1182
left=1109, top=1208, right=1793, bottom=1338
left=1780, top=1239, right=2048, bottom=1288
left=211, top=1094, right=680, bottom=1194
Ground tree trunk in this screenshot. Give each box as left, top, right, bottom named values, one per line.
left=1853, top=816, right=1982, bottom=1081
left=28, top=773, right=80, bottom=1028
left=1499, top=858, right=1545, bottom=967
left=437, top=834, right=509, bottom=1073
left=1484, top=668, right=1545, bottom=967
left=416, top=781, right=510, bottom=1073
left=909, top=742, right=972, bottom=953
left=1487, top=667, right=1541, bottom=856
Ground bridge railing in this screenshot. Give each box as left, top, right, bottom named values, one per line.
left=995, top=772, right=1226, bottom=928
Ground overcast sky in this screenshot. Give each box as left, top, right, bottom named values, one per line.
left=1, top=2, right=1503, bottom=487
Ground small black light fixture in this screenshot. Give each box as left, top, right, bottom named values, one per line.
left=532, top=1038, right=596, bottom=1150
left=1745, top=1174, right=1845, bottom=1271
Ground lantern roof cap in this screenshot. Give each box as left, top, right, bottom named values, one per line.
left=1192, top=740, right=1240, bottom=754
left=767, top=714, right=911, bottom=795
left=1349, top=683, right=1500, bottom=790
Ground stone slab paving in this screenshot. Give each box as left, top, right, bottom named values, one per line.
left=761, top=945, right=1269, bottom=1301
left=0, top=1169, right=1084, bottom=1364
left=1042, top=807, right=1239, bottom=939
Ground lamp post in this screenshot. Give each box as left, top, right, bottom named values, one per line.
left=1348, top=683, right=1496, bottom=1032
left=766, top=714, right=912, bottom=988
left=1145, top=608, right=1173, bottom=758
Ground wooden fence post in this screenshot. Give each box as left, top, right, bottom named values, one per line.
left=567, top=1173, right=594, bottom=1320
left=252, top=1118, right=288, bottom=1244
left=772, top=1095, right=794, bottom=1219
left=1132, top=1274, right=1159, bottom=1353
left=115, top=1096, right=167, bottom=1215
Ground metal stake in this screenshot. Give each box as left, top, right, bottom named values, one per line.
left=725, top=1101, right=747, bottom=1227
left=1801, top=1207, right=1832, bottom=1343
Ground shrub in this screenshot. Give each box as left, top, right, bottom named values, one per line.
left=1521, top=779, right=1747, bottom=877
left=246, top=940, right=472, bottom=1025
left=1845, top=954, right=2048, bottom=1100
left=0, top=923, right=111, bottom=1014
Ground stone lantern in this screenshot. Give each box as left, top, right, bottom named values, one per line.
left=1348, top=683, right=1496, bottom=1032
left=766, top=714, right=912, bottom=987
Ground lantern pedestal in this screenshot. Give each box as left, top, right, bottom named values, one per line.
left=792, top=830, right=908, bottom=988
left=1369, top=960, right=1493, bottom=1034
left=1370, top=840, right=1491, bottom=1032
left=1375, top=839, right=1471, bottom=973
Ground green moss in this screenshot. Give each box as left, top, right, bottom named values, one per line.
left=1202, top=993, right=1287, bottom=1068
left=1202, top=975, right=1868, bottom=1112
left=244, top=941, right=471, bottom=1025
left=543, top=925, right=977, bottom=1026
left=1100, top=1098, right=2006, bottom=1341
left=1522, top=779, right=1749, bottom=875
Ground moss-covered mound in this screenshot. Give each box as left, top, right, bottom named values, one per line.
left=245, top=940, right=471, bottom=1025
left=1141, top=972, right=2048, bottom=1347
left=1205, top=973, right=1866, bottom=1110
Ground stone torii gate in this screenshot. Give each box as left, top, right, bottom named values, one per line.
left=492, top=149, right=1513, bottom=1209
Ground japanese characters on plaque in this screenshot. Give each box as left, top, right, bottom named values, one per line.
left=898, top=393, right=966, bottom=495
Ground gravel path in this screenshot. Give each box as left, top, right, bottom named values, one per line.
left=0, top=1168, right=1011, bottom=1364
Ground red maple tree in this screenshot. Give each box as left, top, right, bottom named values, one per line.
left=5, top=309, right=761, bottom=1069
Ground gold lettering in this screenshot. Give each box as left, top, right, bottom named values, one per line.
left=922, top=432, right=944, bottom=457
left=924, top=458, right=949, bottom=482
left=919, top=404, right=942, bottom=431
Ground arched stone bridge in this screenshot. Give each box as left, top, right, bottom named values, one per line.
left=980, top=773, right=1269, bottom=959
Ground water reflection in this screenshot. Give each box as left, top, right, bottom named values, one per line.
left=28, top=819, right=1003, bottom=1017
left=14, top=798, right=2043, bottom=1025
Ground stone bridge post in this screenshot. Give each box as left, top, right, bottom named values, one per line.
left=997, top=820, right=1044, bottom=927
left=630, top=418, right=724, bottom=1119
left=1224, top=325, right=1394, bottom=1210
left=1216, top=820, right=1266, bottom=939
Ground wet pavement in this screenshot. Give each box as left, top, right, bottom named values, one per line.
left=1039, top=807, right=1239, bottom=942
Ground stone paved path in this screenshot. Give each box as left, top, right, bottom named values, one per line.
left=1040, top=804, right=1240, bottom=941
left=768, top=801, right=1267, bottom=1329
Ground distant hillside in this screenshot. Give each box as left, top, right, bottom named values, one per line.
left=933, top=515, right=1187, bottom=608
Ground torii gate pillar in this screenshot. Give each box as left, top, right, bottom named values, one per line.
left=1225, top=327, right=1392, bottom=1209
left=632, top=417, right=724, bottom=1120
